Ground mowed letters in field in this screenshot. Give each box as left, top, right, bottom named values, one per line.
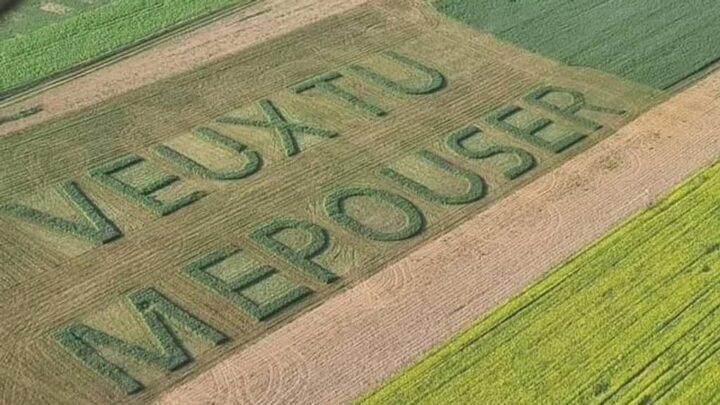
left=0, top=1, right=663, bottom=404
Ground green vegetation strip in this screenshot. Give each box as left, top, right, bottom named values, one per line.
left=0, top=105, right=42, bottom=126
left=0, top=0, right=255, bottom=97
left=362, top=162, right=720, bottom=404
left=434, top=0, right=720, bottom=89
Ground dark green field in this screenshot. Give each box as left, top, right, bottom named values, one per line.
left=361, top=2, right=720, bottom=403
left=434, top=0, right=720, bottom=89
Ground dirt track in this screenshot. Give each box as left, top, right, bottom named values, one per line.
left=157, top=69, right=720, bottom=404
left=0, top=0, right=371, bottom=137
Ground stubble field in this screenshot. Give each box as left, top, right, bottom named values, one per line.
left=162, top=62, right=720, bottom=405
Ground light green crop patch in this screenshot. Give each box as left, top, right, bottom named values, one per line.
left=0, top=0, right=257, bottom=97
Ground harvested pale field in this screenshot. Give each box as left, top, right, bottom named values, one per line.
left=160, top=66, right=720, bottom=405
left=0, top=0, right=664, bottom=403
left=0, top=0, right=373, bottom=137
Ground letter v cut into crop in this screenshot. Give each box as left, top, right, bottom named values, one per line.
left=0, top=181, right=122, bottom=244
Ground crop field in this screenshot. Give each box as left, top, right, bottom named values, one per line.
left=0, top=0, right=256, bottom=98
left=362, top=157, right=720, bottom=404
left=434, top=0, right=720, bottom=89
left=5, top=0, right=720, bottom=404
left=0, top=0, right=665, bottom=403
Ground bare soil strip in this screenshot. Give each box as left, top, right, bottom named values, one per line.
left=0, top=0, right=371, bottom=137
left=158, top=69, right=720, bottom=404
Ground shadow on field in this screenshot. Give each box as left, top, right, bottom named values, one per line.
left=0, top=0, right=23, bottom=17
